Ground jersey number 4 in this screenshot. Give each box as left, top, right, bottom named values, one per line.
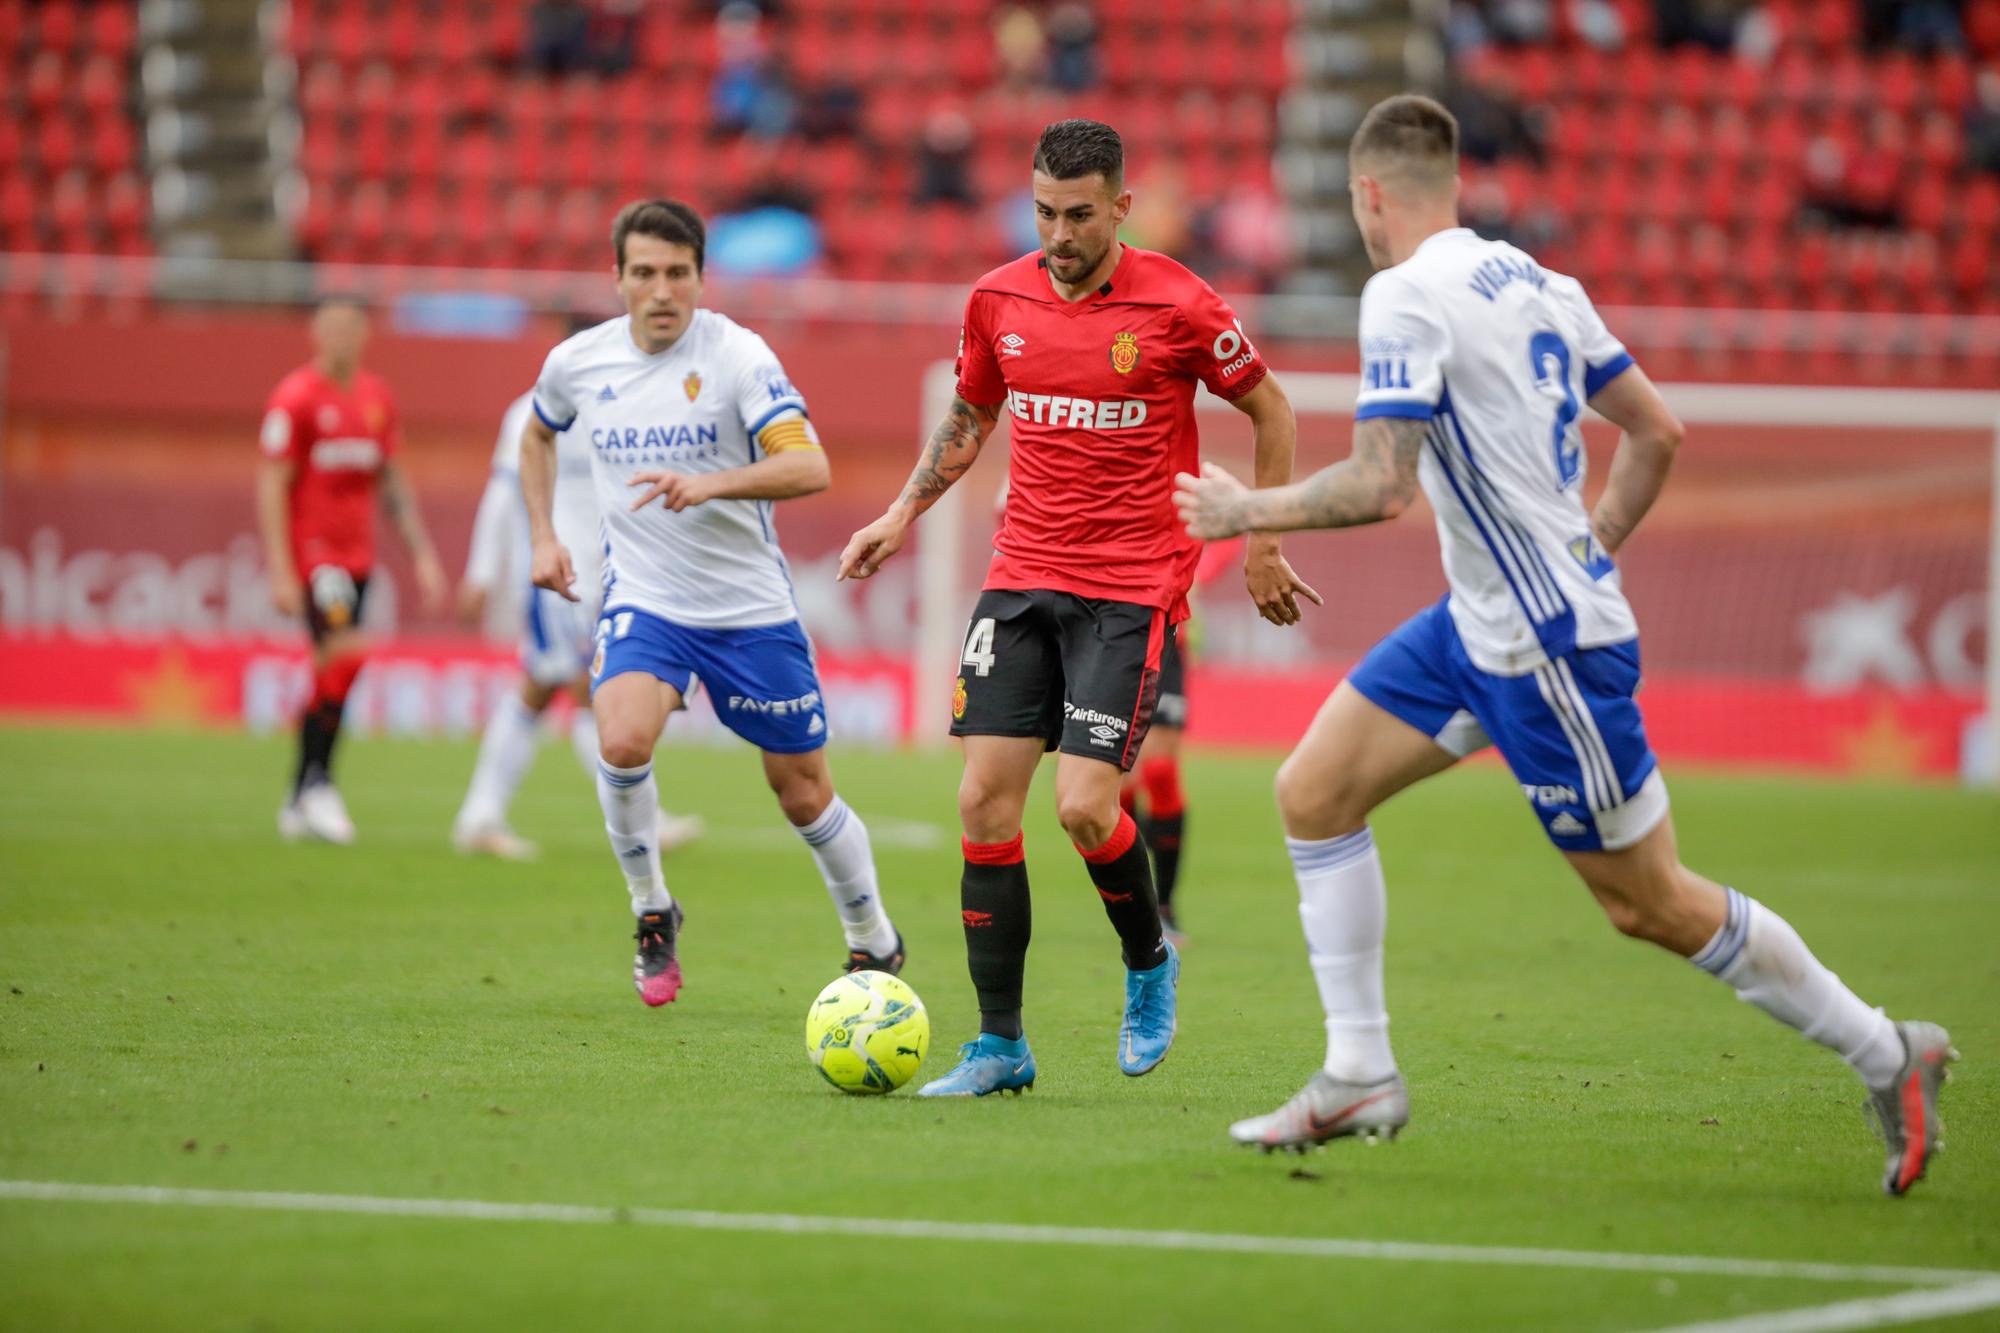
left=961, top=617, right=997, bottom=677
left=1528, top=332, right=1582, bottom=490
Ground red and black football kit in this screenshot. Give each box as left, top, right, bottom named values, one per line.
left=946, top=244, right=1268, bottom=773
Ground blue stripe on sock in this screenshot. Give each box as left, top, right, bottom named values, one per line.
left=799, top=799, right=851, bottom=847
left=1692, top=887, right=1749, bottom=976
left=1286, top=827, right=1376, bottom=877
left=598, top=761, right=651, bottom=790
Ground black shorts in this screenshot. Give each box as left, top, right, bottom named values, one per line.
left=1153, top=628, right=1187, bottom=730
left=303, top=565, right=370, bottom=645
left=949, top=588, right=1167, bottom=772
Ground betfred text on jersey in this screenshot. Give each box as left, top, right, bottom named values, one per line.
left=1005, top=389, right=1148, bottom=430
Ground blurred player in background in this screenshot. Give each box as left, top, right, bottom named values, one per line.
left=451, top=378, right=704, bottom=861
left=1117, top=537, right=1242, bottom=945
left=257, top=296, right=447, bottom=844
left=1178, top=95, right=1954, bottom=1195
left=526, top=200, right=903, bottom=1007
left=840, top=120, right=1319, bottom=1097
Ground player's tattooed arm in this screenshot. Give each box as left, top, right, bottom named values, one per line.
left=837, top=395, right=1001, bottom=582
left=1175, top=416, right=1427, bottom=539
left=901, top=396, right=1001, bottom=509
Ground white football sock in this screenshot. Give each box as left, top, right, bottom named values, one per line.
left=597, top=758, right=672, bottom=914
left=1287, top=827, right=1397, bottom=1085
left=569, top=708, right=599, bottom=778
left=1692, top=887, right=1903, bottom=1090
left=795, top=796, right=897, bottom=956
left=455, top=694, right=540, bottom=833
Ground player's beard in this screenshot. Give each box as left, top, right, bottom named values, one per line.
left=1045, top=240, right=1107, bottom=285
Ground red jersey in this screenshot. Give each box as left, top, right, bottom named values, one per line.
left=954, top=246, right=1267, bottom=621
left=259, top=364, right=400, bottom=576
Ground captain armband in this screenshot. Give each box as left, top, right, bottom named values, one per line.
left=757, top=415, right=822, bottom=455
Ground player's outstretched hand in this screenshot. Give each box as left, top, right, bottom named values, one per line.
left=1246, top=546, right=1324, bottom=626
left=628, top=470, right=714, bottom=513
left=836, top=513, right=911, bottom=582
left=1174, top=461, right=1252, bottom=541
left=269, top=570, right=304, bottom=618
left=530, top=536, right=579, bottom=603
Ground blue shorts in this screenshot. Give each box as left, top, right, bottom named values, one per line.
left=1347, top=597, right=1668, bottom=852
left=521, top=583, right=595, bottom=686
left=591, top=608, right=829, bottom=754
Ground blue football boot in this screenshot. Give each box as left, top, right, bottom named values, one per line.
left=1119, top=940, right=1179, bottom=1076
left=916, top=1032, right=1036, bottom=1097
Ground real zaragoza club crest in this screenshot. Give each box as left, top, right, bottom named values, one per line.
left=683, top=371, right=702, bottom=401
left=1110, top=331, right=1140, bottom=374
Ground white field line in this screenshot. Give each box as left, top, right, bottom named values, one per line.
left=1645, top=1278, right=2000, bottom=1333
left=1, top=1180, right=1993, bottom=1291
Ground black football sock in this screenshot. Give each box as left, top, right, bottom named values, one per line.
left=293, top=708, right=328, bottom=796
left=962, top=833, right=1031, bottom=1042
left=1148, top=812, right=1184, bottom=909
left=1078, top=811, right=1167, bottom=971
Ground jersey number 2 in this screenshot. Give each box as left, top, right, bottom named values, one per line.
left=1528, top=332, right=1582, bottom=489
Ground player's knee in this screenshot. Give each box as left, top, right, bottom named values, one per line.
left=596, top=726, right=653, bottom=771
left=769, top=769, right=832, bottom=826
left=1274, top=753, right=1369, bottom=837
left=1055, top=791, right=1119, bottom=850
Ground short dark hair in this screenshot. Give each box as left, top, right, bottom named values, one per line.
left=1033, top=119, right=1123, bottom=189
left=612, top=199, right=706, bottom=273
left=314, top=292, right=367, bottom=315
left=1349, top=94, right=1459, bottom=186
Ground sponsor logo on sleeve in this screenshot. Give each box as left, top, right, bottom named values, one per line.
left=1212, top=320, right=1258, bottom=380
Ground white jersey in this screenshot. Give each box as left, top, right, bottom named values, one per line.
left=463, top=392, right=604, bottom=604
left=532, top=310, right=813, bottom=630
left=1354, top=227, right=1639, bottom=675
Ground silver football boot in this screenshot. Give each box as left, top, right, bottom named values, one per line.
left=1865, top=1020, right=1957, bottom=1197
left=1228, top=1070, right=1410, bottom=1153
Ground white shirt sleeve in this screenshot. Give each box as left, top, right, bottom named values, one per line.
left=1546, top=271, right=1635, bottom=398
left=1353, top=270, right=1451, bottom=422
left=729, top=329, right=811, bottom=440
left=531, top=341, right=578, bottom=431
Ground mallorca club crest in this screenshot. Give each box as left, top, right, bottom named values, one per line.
left=1110, top=331, right=1140, bottom=375
left=951, top=676, right=968, bottom=720
left=683, top=371, right=702, bottom=402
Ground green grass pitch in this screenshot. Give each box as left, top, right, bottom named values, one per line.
left=1, top=724, right=1995, bottom=1331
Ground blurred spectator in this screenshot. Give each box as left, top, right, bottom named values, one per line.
left=797, top=79, right=864, bottom=141
left=1490, top=0, right=1554, bottom=44
left=528, top=0, right=592, bottom=75
left=1447, top=69, right=1544, bottom=165
left=1570, top=0, right=1627, bottom=49
left=1652, top=0, right=1746, bottom=51
left=1211, top=185, right=1291, bottom=291
left=1124, top=164, right=1195, bottom=259
left=1861, top=0, right=1965, bottom=53
left=1046, top=4, right=1100, bottom=92
left=590, top=0, right=643, bottom=75
left=1967, top=69, right=2000, bottom=174
left=994, top=6, right=1048, bottom=90
left=1801, top=116, right=1903, bottom=230
left=1444, top=0, right=1494, bottom=54
left=913, top=108, right=977, bottom=208
left=712, top=1, right=794, bottom=139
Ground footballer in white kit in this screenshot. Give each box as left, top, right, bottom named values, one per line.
left=1177, top=96, right=1952, bottom=1195
left=449, top=387, right=702, bottom=860
left=521, top=199, right=904, bottom=1008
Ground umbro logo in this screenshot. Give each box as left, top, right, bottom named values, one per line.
left=597, top=384, right=617, bottom=401
left=962, top=909, right=993, bottom=928
left=998, top=333, right=1026, bottom=357
left=1549, top=813, right=1589, bottom=837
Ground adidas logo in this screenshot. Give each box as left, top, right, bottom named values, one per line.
left=621, top=843, right=651, bottom=859
left=597, top=384, right=617, bottom=402
left=1549, top=813, right=1589, bottom=837
left=807, top=714, right=825, bottom=735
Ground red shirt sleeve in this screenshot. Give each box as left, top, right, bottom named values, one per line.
left=258, top=380, right=307, bottom=462
left=953, top=290, right=1007, bottom=406
left=1175, top=279, right=1267, bottom=401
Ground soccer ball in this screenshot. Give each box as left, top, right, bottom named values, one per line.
left=805, top=970, right=929, bottom=1094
